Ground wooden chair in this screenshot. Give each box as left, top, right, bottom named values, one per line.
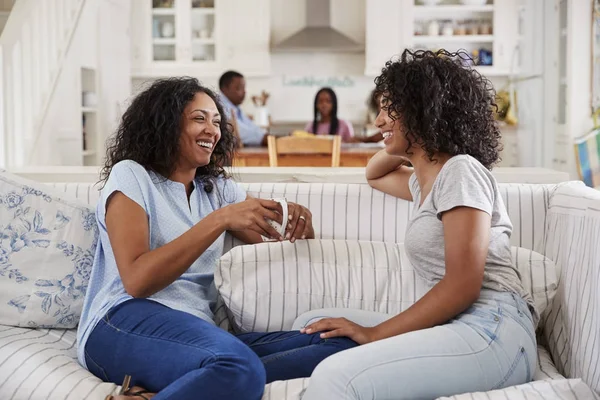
left=229, top=109, right=243, bottom=149
left=267, top=135, right=342, bottom=167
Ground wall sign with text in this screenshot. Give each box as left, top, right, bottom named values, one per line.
left=282, top=76, right=356, bottom=88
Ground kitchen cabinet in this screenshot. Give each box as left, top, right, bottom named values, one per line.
left=365, top=0, right=520, bottom=77
left=131, top=0, right=270, bottom=78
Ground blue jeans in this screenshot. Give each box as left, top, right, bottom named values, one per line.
left=83, top=298, right=357, bottom=400
left=302, top=290, right=537, bottom=399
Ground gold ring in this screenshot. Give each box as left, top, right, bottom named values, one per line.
left=299, top=215, right=306, bottom=221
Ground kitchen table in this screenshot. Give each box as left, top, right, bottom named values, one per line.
left=233, top=143, right=383, bottom=167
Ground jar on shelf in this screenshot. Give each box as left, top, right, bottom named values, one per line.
left=161, top=21, right=175, bottom=38
left=466, top=20, right=478, bottom=35
left=479, top=20, right=493, bottom=35
left=442, top=21, right=454, bottom=36
left=427, top=20, right=440, bottom=36
left=414, top=20, right=424, bottom=36
left=454, top=20, right=467, bottom=35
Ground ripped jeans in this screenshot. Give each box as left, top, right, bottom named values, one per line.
left=302, top=290, right=537, bottom=400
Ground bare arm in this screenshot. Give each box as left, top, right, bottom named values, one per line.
left=370, top=207, right=490, bottom=340
left=106, top=193, right=283, bottom=298
left=365, top=149, right=414, bottom=201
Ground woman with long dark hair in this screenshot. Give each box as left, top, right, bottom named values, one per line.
left=76, top=77, right=357, bottom=400
left=304, top=87, right=355, bottom=142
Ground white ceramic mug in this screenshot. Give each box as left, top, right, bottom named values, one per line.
left=261, top=197, right=288, bottom=242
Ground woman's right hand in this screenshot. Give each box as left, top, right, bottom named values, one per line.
left=219, top=198, right=285, bottom=241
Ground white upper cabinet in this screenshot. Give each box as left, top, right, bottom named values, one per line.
left=131, top=0, right=270, bottom=78
left=365, top=0, right=405, bottom=77
left=365, top=0, right=519, bottom=77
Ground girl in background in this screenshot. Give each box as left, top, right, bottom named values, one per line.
left=305, top=87, right=355, bottom=142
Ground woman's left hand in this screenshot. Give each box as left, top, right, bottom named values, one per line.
left=301, top=318, right=377, bottom=345
left=286, top=203, right=314, bottom=242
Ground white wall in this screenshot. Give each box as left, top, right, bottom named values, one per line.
left=566, top=0, right=593, bottom=140
left=32, top=0, right=100, bottom=165
left=32, top=0, right=132, bottom=166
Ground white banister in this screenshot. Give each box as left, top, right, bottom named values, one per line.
left=0, top=0, right=86, bottom=169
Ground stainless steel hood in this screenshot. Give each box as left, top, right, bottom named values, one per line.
left=271, top=0, right=364, bottom=53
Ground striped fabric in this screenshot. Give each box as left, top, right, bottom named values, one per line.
left=439, top=379, right=598, bottom=400
left=543, top=183, right=600, bottom=393
left=259, top=347, right=567, bottom=400
left=18, top=180, right=592, bottom=400
left=0, top=324, right=564, bottom=400
left=0, top=325, right=115, bottom=400
left=241, top=183, right=554, bottom=254
left=47, top=182, right=554, bottom=255
left=216, top=240, right=556, bottom=333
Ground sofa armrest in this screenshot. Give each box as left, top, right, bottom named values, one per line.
left=543, top=183, right=600, bottom=392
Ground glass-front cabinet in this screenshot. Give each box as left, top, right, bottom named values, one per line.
left=131, top=0, right=270, bottom=77
left=132, top=0, right=221, bottom=76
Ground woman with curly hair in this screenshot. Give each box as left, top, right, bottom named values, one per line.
left=302, top=50, right=537, bottom=399
left=76, top=77, right=357, bottom=400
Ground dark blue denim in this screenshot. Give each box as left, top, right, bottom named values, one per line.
left=84, top=298, right=357, bottom=400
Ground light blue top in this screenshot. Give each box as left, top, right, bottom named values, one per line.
left=220, top=92, right=266, bottom=146
left=76, top=160, right=247, bottom=367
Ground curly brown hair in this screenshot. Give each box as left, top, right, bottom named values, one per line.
left=374, top=49, right=502, bottom=169
left=100, top=77, right=236, bottom=192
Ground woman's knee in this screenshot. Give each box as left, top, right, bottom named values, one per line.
left=215, top=339, right=266, bottom=397
left=304, top=353, right=359, bottom=399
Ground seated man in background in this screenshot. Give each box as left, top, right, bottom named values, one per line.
left=219, top=70, right=268, bottom=147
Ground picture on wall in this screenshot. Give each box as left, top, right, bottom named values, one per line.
left=592, top=0, right=600, bottom=114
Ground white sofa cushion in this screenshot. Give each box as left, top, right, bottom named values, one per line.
left=259, top=346, right=566, bottom=400
left=0, top=325, right=115, bottom=400
left=216, top=239, right=557, bottom=333
left=544, top=182, right=600, bottom=392
left=0, top=172, right=98, bottom=328
left=437, top=378, right=598, bottom=400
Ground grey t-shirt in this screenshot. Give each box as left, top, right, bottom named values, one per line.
left=404, top=155, right=538, bottom=324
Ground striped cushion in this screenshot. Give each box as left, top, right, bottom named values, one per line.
left=47, top=182, right=553, bottom=255
left=242, top=183, right=552, bottom=252
left=0, top=325, right=115, bottom=400
left=0, top=324, right=564, bottom=400
left=216, top=239, right=557, bottom=333
left=259, top=347, right=566, bottom=400
left=544, top=183, right=600, bottom=392
left=438, top=379, right=598, bottom=400
left=217, top=240, right=426, bottom=333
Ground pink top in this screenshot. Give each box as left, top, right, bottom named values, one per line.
left=304, top=119, right=354, bottom=142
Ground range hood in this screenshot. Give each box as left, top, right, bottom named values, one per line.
left=271, top=0, right=364, bottom=53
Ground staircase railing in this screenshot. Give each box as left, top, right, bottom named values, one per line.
left=0, top=0, right=86, bottom=169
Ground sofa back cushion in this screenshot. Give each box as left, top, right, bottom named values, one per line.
left=0, top=174, right=98, bottom=328
left=216, top=239, right=557, bottom=333
left=237, top=183, right=553, bottom=255
left=49, top=182, right=554, bottom=256
left=544, top=182, right=600, bottom=391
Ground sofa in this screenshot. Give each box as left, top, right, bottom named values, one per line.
left=0, top=176, right=598, bottom=400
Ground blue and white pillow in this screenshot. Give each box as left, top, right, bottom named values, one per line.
left=0, top=171, right=98, bottom=328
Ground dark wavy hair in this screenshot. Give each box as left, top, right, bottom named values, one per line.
left=374, top=49, right=501, bottom=169
left=100, top=77, right=236, bottom=192
left=312, top=87, right=339, bottom=136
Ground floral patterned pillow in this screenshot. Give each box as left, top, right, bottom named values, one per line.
left=0, top=172, right=98, bottom=328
